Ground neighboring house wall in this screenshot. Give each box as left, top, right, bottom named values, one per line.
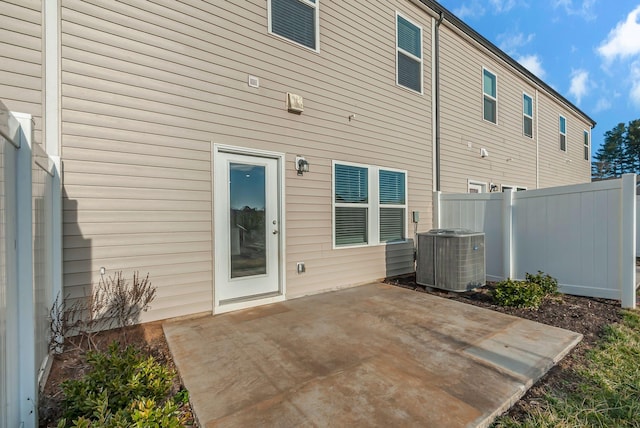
left=437, top=22, right=592, bottom=194
left=0, top=0, right=43, bottom=145
left=60, top=0, right=434, bottom=320
left=537, top=95, right=591, bottom=189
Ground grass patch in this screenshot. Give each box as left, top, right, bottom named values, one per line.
left=494, top=310, right=640, bottom=427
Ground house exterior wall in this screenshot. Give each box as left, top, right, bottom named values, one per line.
left=438, top=22, right=592, bottom=194
left=59, top=0, right=435, bottom=320
left=0, top=0, right=43, bottom=145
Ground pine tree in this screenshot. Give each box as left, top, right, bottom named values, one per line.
left=624, top=119, right=640, bottom=174
left=592, top=122, right=627, bottom=179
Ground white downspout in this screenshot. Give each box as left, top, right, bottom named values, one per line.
left=535, top=89, right=539, bottom=189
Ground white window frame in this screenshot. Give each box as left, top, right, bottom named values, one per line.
left=559, top=115, right=567, bottom=152
left=332, top=160, right=408, bottom=249
left=523, top=92, right=533, bottom=138
left=395, top=11, right=423, bottom=95
left=482, top=67, right=498, bottom=124
left=583, top=129, right=590, bottom=161
left=467, top=180, right=487, bottom=193
left=267, top=0, right=320, bottom=52
left=501, top=185, right=527, bottom=192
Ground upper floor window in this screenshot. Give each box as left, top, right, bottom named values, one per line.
left=334, top=162, right=407, bottom=248
left=523, top=93, right=533, bottom=138
left=483, top=68, right=497, bottom=123
left=584, top=130, right=590, bottom=160
left=269, top=0, right=319, bottom=51
left=559, top=115, right=567, bottom=152
left=396, top=13, right=422, bottom=93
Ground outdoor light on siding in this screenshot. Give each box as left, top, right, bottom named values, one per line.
left=295, top=156, right=309, bottom=175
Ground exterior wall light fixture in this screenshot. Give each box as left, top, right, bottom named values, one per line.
left=295, top=156, right=309, bottom=175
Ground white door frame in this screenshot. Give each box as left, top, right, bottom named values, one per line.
left=212, top=144, right=286, bottom=314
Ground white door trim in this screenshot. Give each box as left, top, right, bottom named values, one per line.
left=212, top=144, right=286, bottom=313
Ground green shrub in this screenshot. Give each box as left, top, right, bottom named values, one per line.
left=525, top=270, right=559, bottom=295
left=492, top=272, right=559, bottom=309
left=58, top=342, right=183, bottom=427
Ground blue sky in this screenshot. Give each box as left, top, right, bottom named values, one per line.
left=437, top=0, right=640, bottom=157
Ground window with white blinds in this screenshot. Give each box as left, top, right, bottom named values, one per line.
left=396, top=13, right=423, bottom=93
left=334, top=162, right=407, bottom=247
left=269, top=0, right=319, bottom=51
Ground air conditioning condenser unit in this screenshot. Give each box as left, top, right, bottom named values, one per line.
left=416, top=229, right=485, bottom=292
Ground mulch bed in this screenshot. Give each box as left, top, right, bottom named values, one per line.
left=39, top=321, right=194, bottom=427
left=384, top=273, right=625, bottom=421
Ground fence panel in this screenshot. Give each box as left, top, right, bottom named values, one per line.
left=637, top=196, right=639, bottom=257
left=437, top=193, right=504, bottom=280
left=0, top=107, right=59, bottom=427
left=436, top=176, right=636, bottom=308
left=32, top=142, right=55, bottom=385
left=512, top=181, right=623, bottom=300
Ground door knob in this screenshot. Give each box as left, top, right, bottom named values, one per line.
left=273, top=229, right=279, bottom=235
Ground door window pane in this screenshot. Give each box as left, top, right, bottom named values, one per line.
left=229, top=163, right=267, bottom=278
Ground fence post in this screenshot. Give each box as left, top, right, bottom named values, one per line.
left=621, top=174, right=637, bottom=309
left=14, top=113, right=37, bottom=427
left=433, top=191, right=441, bottom=229
left=502, top=189, right=513, bottom=279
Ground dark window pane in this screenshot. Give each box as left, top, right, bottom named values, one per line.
left=272, top=0, right=316, bottom=49
left=484, top=97, right=496, bottom=123
left=379, top=170, right=405, bottom=204
left=397, top=16, right=421, bottom=58
left=483, top=70, right=496, bottom=97
left=560, top=134, right=566, bottom=151
left=523, top=94, right=533, bottom=116
left=398, top=52, right=421, bottom=92
left=335, top=164, right=368, bottom=203
left=524, top=117, right=533, bottom=138
left=380, top=208, right=405, bottom=242
left=336, top=207, right=368, bottom=246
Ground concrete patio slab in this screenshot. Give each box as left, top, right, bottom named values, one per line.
left=163, top=283, right=582, bottom=427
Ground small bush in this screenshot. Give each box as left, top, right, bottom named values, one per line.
left=492, top=272, right=559, bottom=309
left=525, top=270, right=559, bottom=295
left=58, top=342, right=184, bottom=427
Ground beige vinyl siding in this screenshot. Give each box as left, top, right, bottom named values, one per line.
left=0, top=0, right=43, bottom=145
left=438, top=23, right=591, bottom=193
left=61, top=0, right=433, bottom=318
left=537, top=94, right=591, bottom=188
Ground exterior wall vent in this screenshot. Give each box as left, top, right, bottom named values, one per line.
left=416, top=229, right=485, bottom=292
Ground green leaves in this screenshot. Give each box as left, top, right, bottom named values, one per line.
left=492, top=271, right=558, bottom=309
left=58, top=342, right=184, bottom=427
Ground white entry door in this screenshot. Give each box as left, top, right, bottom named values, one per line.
left=215, top=151, right=280, bottom=304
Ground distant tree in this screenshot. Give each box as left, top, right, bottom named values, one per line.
left=624, top=119, right=640, bottom=173
left=592, top=122, right=629, bottom=179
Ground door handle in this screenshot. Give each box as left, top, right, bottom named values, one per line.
left=273, top=229, right=279, bottom=235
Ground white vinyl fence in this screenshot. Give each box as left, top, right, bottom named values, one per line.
left=0, top=104, right=61, bottom=428
left=637, top=195, right=640, bottom=257
left=434, top=175, right=637, bottom=309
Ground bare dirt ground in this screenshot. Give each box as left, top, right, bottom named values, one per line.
left=384, top=273, right=625, bottom=421
left=39, top=321, right=194, bottom=427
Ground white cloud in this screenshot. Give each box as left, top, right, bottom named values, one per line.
left=597, top=5, right=640, bottom=63
left=569, top=69, right=590, bottom=105
left=497, top=31, right=535, bottom=55
left=517, top=54, right=546, bottom=79
left=553, top=0, right=597, bottom=21
left=489, top=0, right=518, bottom=13
left=454, top=1, right=486, bottom=19
left=593, top=97, right=612, bottom=113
